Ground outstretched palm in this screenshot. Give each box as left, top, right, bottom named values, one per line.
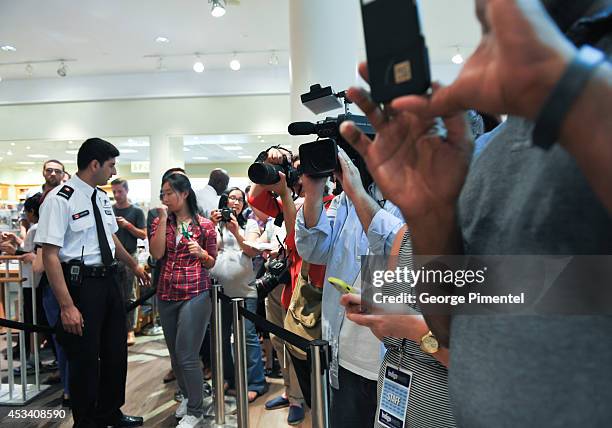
left=341, top=70, right=473, bottom=223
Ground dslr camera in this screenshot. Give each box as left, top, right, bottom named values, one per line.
left=219, top=207, right=234, bottom=223
left=248, top=148, right=300, bottom=188
left=250, top=254, right=291, bottom=300
left=290, top=84, right=375, bottom=181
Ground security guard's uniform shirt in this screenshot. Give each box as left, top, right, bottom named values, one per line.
left=35, top=174, right=118, bottom=265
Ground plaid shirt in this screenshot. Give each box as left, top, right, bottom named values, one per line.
left=151, top=214, right=217, bottom=301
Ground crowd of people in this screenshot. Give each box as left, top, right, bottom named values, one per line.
left=1, top=1, right=610, bottom=427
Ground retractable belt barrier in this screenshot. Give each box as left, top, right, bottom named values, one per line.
left=213, top=288, right=330, bottom=428
left=0, top=287, right=157, bottom=334
left=216, top=291, right=311, bottom=354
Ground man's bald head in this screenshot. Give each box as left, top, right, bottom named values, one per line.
left=209, top=168, right=230, bottom=195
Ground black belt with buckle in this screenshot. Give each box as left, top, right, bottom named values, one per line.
left=62, top=261, right=118, bottom=279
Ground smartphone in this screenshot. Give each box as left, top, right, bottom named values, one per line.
left=328, top=277, right=358, bottom=295
left=361, top=0, right=431, bottom=102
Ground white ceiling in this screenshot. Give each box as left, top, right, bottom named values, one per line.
left=0, top=0, right=480, bottom=80
left=0, top=134, right=295, bottom=172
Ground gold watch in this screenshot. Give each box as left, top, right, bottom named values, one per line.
left=419, top=331, right=439, bottom=354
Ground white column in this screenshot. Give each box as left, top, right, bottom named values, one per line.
left=289, top=0, right=365, bottom=123
left=149, top=134, right=184, bottom=203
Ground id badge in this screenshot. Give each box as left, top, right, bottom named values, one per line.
left=377, top=365, right=412, bottom=428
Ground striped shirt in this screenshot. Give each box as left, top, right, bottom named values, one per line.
left=376, top=230, right=456, bottom=428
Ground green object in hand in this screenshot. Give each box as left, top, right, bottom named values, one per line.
left=180, top=222, right=192, bottom=240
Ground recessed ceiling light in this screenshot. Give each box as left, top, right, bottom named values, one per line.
left=155, top=36, right=170, bottom=43
left=238, top=155, right=253, bottom=159
left=7, top=151, right=13, bottom=156
left=27, top=168, right=33, bottom=172
left=183, top=147, right=191, bottom=152
left=10, top=142, right=15, bottom=146
left=452, top=53, right=464, bottom=65
left=222, top=146, right=244, bottom=151
left=26, top=146, right=31, bottom=150
left=59, top=160, right=76, bottom=164
left=193, top=156, right=209, bottom=160
left=120, top=149, right=138, bottom=154
left=1, top=45, right=16, bottom=52
left=27, top=154, right=49, bottom=159
left=68, top=140, right=74, bottom=145
left=65, top=150, right=78, bottom=155
left=17, top=161, right=35, bottom=165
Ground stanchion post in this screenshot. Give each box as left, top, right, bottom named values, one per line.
left=211, top=284, right=225, bottom=425
left=232, top=298, right=249, bottom=428
left=32, top=284, right=40, bottom=391
left=310, top=339, right=330, bottom=428
left=17, top=283, right=27, bottom=401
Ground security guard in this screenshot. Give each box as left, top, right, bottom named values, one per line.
left=36, top=138, right=150, bottom=428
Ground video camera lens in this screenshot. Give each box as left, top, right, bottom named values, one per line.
left=248, top=162, right=285, bottom=185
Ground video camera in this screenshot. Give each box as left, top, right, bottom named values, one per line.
left=289, top=84, right=375, bottom=187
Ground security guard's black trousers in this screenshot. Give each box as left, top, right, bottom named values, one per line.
left=59, top=272, right=127, bottom=428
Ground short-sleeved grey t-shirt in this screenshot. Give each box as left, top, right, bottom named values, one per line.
left=452, top=116, right=612, bottom=426
left=113, top=204, right=146, bottom=254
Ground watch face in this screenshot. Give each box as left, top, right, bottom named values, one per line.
left=421, top=335, right=439, bottom=354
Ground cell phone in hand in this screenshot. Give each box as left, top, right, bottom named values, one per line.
left=361, top=0, right=431, bottom=102
left=328, top=277, right=358, bottom=295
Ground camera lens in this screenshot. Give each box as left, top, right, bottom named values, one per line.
left=248, top=162, right=284, bottom=185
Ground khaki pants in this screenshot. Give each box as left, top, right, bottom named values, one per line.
left=265, top=285, right=304, bottom=405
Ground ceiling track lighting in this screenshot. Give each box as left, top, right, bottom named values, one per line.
left=210, top=0, right=226, bottom=18
left=229, top=53, right=241, bottom=71
left=451, top=45, right=464, bottom=65
left=268, top=50, right=279, bottom=66
left=57, top=61, right=68, bottom=77
left=193, top=55, right=205, bottom=73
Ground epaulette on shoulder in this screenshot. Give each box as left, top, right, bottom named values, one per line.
left=57, top=185, right=75, bottom=200
left=96, top=187, right=107, bottom=194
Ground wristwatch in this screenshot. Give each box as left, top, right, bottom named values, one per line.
left=419, top=331, right=439, bottom=354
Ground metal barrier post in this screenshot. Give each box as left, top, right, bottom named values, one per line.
left=232, top=298, right=248, bottom=428
left=211, top=284, right=225, bottom=425
left=17, top=282, right=27, bottom=401
left=32, top=285, right=40, bottom=392
left=310, top=339, right=330, bottom=428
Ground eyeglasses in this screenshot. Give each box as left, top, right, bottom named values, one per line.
left=45, top=168, right=64, bottom=175
left=228, top=195, right=244, bottom=203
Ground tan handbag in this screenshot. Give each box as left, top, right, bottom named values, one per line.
left=283, top=262, right=322, bottom=360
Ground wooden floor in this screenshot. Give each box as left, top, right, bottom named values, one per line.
left=0, top=334, right=312, bottom=427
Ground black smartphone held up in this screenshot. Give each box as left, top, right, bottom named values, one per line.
left=361, top=0, right=431, bottom=103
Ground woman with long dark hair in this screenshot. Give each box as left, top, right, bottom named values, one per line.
left=211, top=187, right=269, bottom=402
left=149, top=173, right=217, bottom=428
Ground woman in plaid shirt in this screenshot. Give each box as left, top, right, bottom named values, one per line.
left=150, top=172, right=217, bottom=428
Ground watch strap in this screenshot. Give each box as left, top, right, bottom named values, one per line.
left=532, top=45, right=607, bottom=149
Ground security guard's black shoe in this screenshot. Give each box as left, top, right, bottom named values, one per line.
left=106, top=415, right=143, bottom=427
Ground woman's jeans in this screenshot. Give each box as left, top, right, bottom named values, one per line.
left=221, top=297, right=267, bottom=394
left=159, top=291, right=211, bottom=418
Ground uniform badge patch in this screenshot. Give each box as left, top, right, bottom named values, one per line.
left=57, top=185, right=74, bottom=200
left=72, top=210, right=90, bottom=220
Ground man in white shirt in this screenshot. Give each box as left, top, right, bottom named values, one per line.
left=195, top=169, right=229, bottom=218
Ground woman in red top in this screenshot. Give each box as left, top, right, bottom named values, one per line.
left=150, top=173, right=217, bottom=428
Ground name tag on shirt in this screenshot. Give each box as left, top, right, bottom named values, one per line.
left=72, top=210, right=90, bottom=220
left=377, top=366, right=412, bottom=428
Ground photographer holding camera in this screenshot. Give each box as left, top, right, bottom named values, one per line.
left=248, top=147, right=333, bottom=425
left=295, top=146, right=404, bottom=428
left=209, top=187, right=269, bottom=403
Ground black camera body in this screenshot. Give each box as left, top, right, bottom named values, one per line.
left=248, top=155, right=300, bottom=189
left=219, top=207, right=234, bottom=223
left=250, top=256, right=291, bottom=300
left=290, top=114, right=375, bottom=185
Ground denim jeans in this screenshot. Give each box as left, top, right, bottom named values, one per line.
left=42, top=286, right=70, bottom=395
left=222, top=297, right=267, bottom=394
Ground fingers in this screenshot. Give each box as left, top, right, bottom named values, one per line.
left=339, top=121, right=373, bottom=158
left=357, top=62, right=370, bottom=83
left=429, top=81, right=471, bottom=118
left=346, top=87, right=386, bottom=129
